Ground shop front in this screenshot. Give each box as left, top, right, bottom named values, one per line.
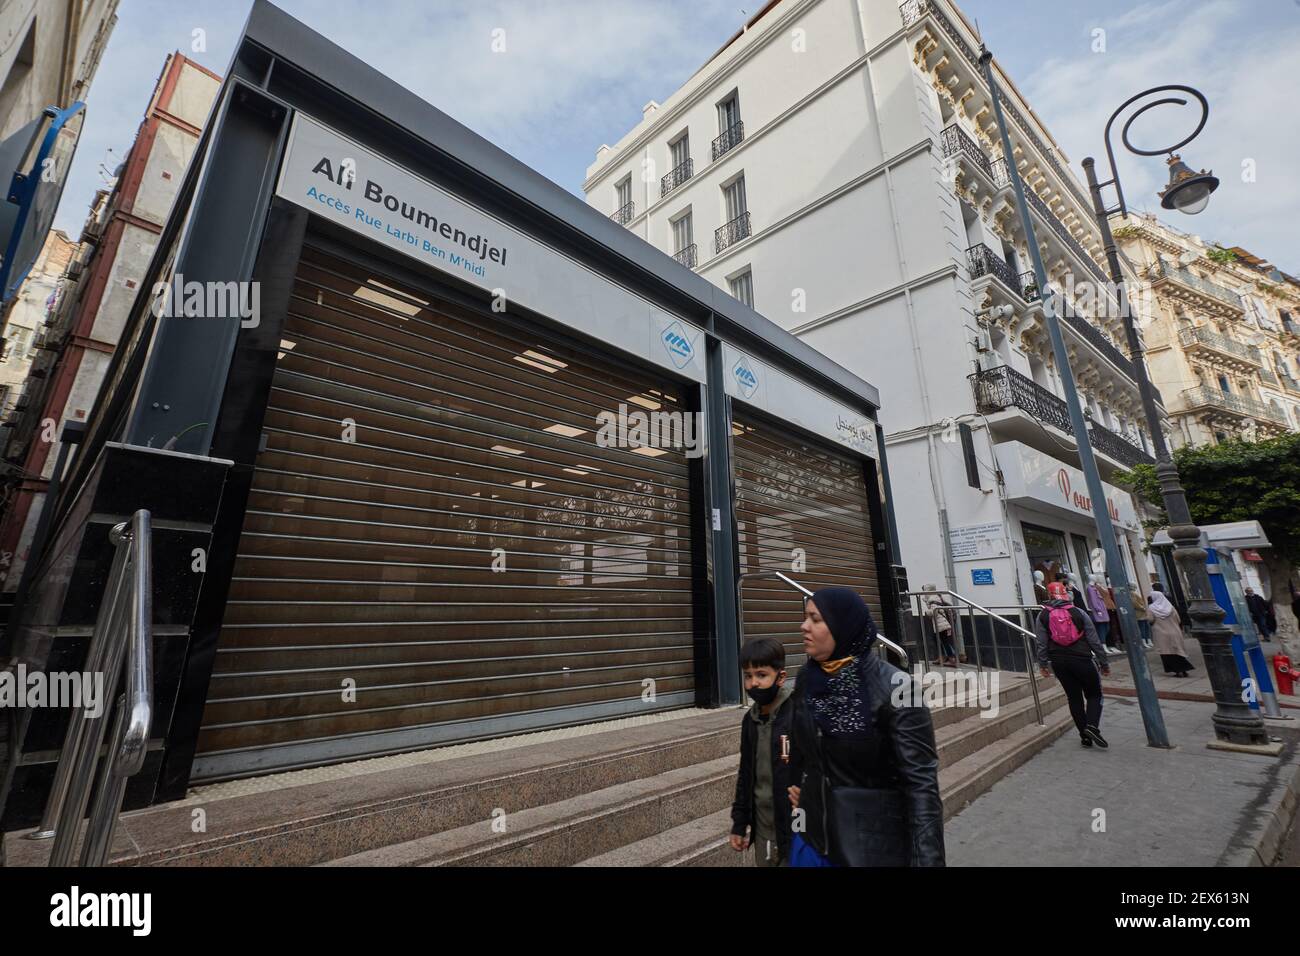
left=0, top=0, right=893, bottom=815
left=996, top=441, right=1147, bottom=606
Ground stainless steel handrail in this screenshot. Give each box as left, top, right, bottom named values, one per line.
left=736, top=570, right=909, bottom=669
left=39, top=510, right=153, bottom=866
left=902, top=589, right=1044, bottom=726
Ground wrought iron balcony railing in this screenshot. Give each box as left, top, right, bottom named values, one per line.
left=966, top=243, right=1020, bottom=293
left=1087, top=419, right=1155, bottom=468
left=712, top=121, right=744, bottom=161
left=1052, top=291, right=1136, bottom=378
left=1177, top=326, right=1262, bottom=365
left=970, top=364, right=1154, bottom=465
left=990, top=157, right=1011, bottom=190
left=672, top=243, right=698, bottom=270
left=715, top=211, right=751, bottom=253
left=1022, top=187, right=1108, bottom=285
left=610, top=200, right=635, bottom=226
left=1151, top=258, right=1243, bottom=312
left=899, top=0, right=1094, bottom=217
left=1019, top=271, right=1040, bottom=302
left=941, top=123, right=993, bottom=179
left=1181, top=386, right=1288, bottom=424
left=660, top=158, right=694, bottom=198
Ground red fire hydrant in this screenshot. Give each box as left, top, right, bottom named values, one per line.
left=1274, top=655, right=1295, bottom=697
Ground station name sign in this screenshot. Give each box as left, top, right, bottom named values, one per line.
left=308, top=156, right=508, bottom=272
left=275, top=113, right=707, bottom=382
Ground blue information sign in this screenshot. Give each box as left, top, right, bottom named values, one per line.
left=971, top=568, right=994, bottom=586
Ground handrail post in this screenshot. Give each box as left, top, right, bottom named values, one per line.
left=44, top=510, right=152, bottom=867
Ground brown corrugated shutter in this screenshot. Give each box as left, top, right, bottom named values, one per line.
left=195, top=243, right=698, bottom=778
left=733, top=413, right=880, bottom=676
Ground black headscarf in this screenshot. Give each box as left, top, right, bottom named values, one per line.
left=800, top=587, right=878, bottom=735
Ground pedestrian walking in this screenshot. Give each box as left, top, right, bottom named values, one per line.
left=1086, top=575, right=1116, bottom=654
left=920, top=584, right=961, bottom=666
left=1034, top=581, right=1111, bottom=749
left=1245, top=587, right=1275, bottom=641
left=729, top=637, right=797, bottom=867
left=1131, top=588, right=1153, bottom=650
left=1149, top=584, right=1194, bottom=678
left=786, top=586, right=945, bottom=867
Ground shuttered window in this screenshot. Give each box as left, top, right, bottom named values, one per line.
left=196, top=242, right=699, bottom=778
left=732, top=412, right=880, bottom=677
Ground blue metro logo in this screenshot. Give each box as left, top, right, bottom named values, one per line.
left=660, top=322, right=696, bottom=369
left=732, top=358, right=759, bottom=398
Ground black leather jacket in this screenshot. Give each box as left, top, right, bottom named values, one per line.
left=790, top=654, right=945, bottom=866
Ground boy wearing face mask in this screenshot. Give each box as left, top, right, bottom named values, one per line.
left=729, top=637, right=797, bottom=867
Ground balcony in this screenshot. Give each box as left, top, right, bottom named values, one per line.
left=1180, top=386, right=1288, bottom=425
left=966, top=243, right=1022, bottom=296
left=970, top=364, right=1154, bottom=466
left=672, top=243, right=698, bottom=270
left=1022, top=187, right=1108, bottom=285
left=610, top=200, right=635, bottom=226
left=715, top=211, right=751, bottom=253
left=1051, top=290, right=1137, bottom=379
left=941, top=123, right=999, bottom=185
left=712, top=122, right=744, bottom=161
left=660, top=159, right=693, bottom=199
left=990, top=158, right=1011, bottom=190
left=1150, top=257, right=1243, bottom=314
left=1177, top=326, right=1262, bottom=367
left=899, top=0, right=1095, bottom=217
left=1087, top=419, right=1154, bottom=469
left=1019, top=271, right=1040, bottom=301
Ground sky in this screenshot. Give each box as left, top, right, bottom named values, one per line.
left=53, top=0, right=1300, bottom=274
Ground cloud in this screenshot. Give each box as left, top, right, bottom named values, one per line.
left=1018, top=0, right=1300, bottom=273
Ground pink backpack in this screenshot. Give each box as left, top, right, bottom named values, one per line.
left=1048, top=604, right=1083, bottom=646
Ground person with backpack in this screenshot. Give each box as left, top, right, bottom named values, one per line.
left=1035, top=580, right=1111, bottom=748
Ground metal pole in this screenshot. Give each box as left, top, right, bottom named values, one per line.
left=1080, top=156, right=1269, bottom=747
left=979, top=47, right=1170, bottom=747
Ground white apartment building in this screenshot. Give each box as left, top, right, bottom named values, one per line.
left=584, top=0, right=1167, bottom=611
left=1115, top=213, right=1300, bottom=447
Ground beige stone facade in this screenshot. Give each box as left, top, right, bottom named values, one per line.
left=1116, top=213, right=1300, bottom=448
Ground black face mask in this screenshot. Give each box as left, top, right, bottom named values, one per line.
left=746, top=683, right=781, bottom=705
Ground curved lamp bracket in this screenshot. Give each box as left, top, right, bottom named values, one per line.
left=1099, top=85, right=1210, bottom=217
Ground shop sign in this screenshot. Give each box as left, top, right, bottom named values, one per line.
left=996, top=440, right=1139, bottom=531
left=276, top=113, right=707, bottom=382
left=720, top=342, right=877, bottom=459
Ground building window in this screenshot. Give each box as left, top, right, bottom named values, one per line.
left=662, top=133, right=693, bottom=198
left=716, top=176, right=751, bottom=253
left=670, top=134, right=690, bottom=172
left=611, top=177, right=634, bottom=225
left=671, top=211, right=696, bottom=269
left=713, top=93, right=743, bottom=160
left=1218, top=374, right=1231, bottom=394
left=729, top=269, right=754, bottom=308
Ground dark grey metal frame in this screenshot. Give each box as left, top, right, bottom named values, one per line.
left=18, top=0, right=898, bottom=796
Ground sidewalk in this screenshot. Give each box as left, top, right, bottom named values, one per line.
left=944, top=694, right=1300, bottom=866
left=1100, top=633, right=1300, bottom=710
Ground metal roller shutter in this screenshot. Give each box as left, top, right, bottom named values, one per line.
left=195, top=242, right=698, bottom=778
left=733, top=413, right=880, bottom=677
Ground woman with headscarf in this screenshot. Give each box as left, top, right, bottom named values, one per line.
left=1148, top=583, right=1193, bottom=678
left=785, top=586, right=945, bottom=867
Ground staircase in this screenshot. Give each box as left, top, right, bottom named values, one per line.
left=2, top=671, right=1072, bottom=867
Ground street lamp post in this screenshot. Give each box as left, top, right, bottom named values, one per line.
left=978, top=49, right=1170, bottom=748
left=1081, top=86, right=1270, bottom=747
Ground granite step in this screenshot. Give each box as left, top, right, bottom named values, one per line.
left=323, top=754, right=739, bottom=866
left=2, top=708, right=746, bottom=867
left=574, top=682, right=1069, bottom=868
